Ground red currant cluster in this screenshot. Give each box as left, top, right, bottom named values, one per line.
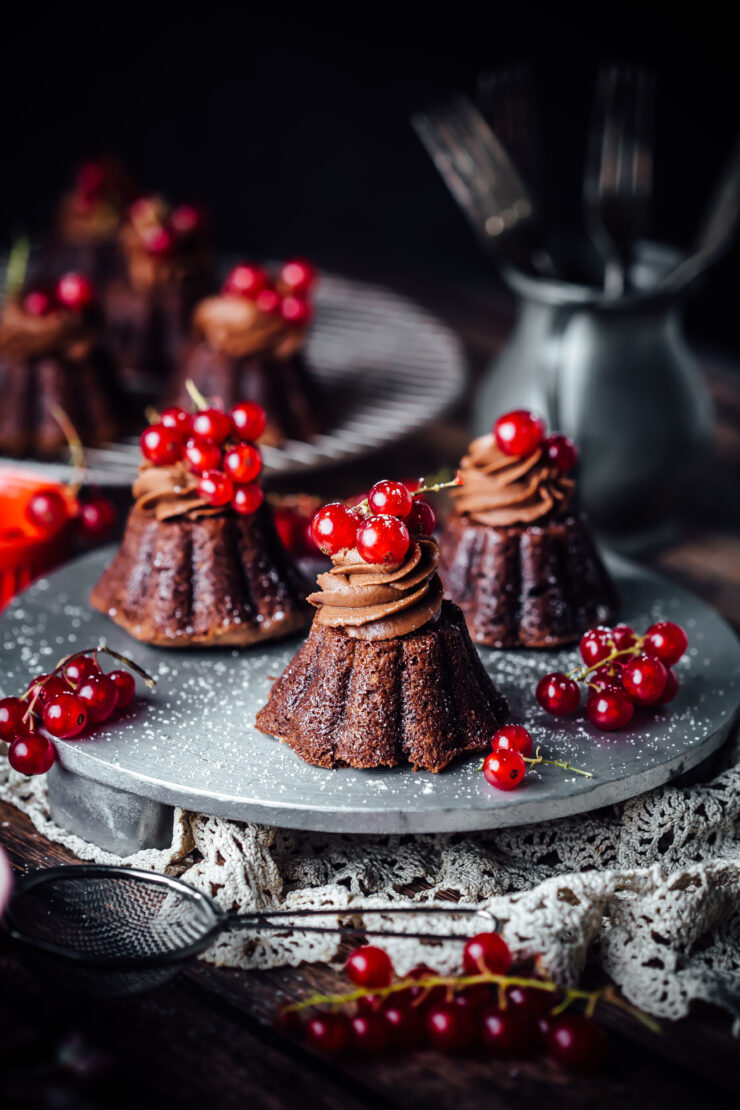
left=277, top=935, right=615, bottom=1071
left=309, top=477, right=448, bottom=566
left=127, top=196, right=206, bottom=258
left=536, top=620, right=689, bottom=731
left=21, top=272, right=96, bottom=317
left=24, top=487, right=117, bottom=544
left=221, top=258, right=316, bottom=328
left=140, top=395, right=268, bottom=515
left=481, top=725, right=592, bottom=791
left=0, top=648, right=154, bottom=776
left=493, top=409, right=578, bottom=471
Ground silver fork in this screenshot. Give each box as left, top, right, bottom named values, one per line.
left=584, top=64, right=655, bottom=296
left=411, top=94, right=544, bottom=272
left=476, top=65, right=543, bottom=202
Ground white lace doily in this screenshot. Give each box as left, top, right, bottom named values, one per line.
left=2, top=727, right=739, bottom=1027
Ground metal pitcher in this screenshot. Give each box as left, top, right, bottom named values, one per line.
left=473, top=243, right=714, bottom=541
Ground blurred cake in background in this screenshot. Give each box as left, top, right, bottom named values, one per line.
left=169, top=260, right=326, bottom=444
left=439, top=410, right=617, bottom=648
left=102, top=196, right=211, bottom=385
left=53, top=158, right=135, bottom=284
left=0, top=273, right=123, bottom=457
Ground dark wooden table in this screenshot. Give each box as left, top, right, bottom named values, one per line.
left=2, top=280, right=739, bottom=1110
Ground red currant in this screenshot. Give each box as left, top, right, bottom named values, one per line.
left=273, top=1009, right=301, bottom=1035
left=543, top=433, right=578, bottom=472
left=425, top=1004, right=476, bottom=1052
left=350, top=1013, right=389, bottom=1055
left=78, top=497, right=116, bottom=541
left=26, top=489, right=69, bottom=533
left=55, top=272, right=95, bottom=310
left=482, top=749, right=527, bottom=790
left=273, top=508, right=308, bottom=555
left=356, top=515, right=410, bottom=565
left=310, top=503, right=359, bottom=555
left=108, top=670, right=136, bottom=709
left=367, top=480, right=413, bottom=519
left=506, top=985, right=555, bottom=1015
left=453, top=984, right=495, bottom=1011
left=586, top=688, right=634, bottom=731
left=223, top=443, right=262, bottom=484
left=143, top=226, right=175, bottom=256
left=76, top=161, right=106, bottom=200
left=0, top=697, right=26, bottom=741
left=223, top=263, right=269, bottom=299
left=184, top=438, right=222, bottom=474
left=382, top=1003, right=424, bottom=1050
left=589, top=666, right=623, bottom=695
left=622, top=653, right=668, bottom=706
left=304, top=1012, right=350, bottom=1055
left=346, top=945, right=394, bottom=989
left=30, top=674, right=69, bottom=706
left=480, top=1007, right=535, bottom=1056
left=42, top=692, right=88, bottom=738
left=232, top=483, right=264, bottom=515
left=197, top=470, right=234, bottom=508
left=493, top=410, right=545, bottom=457
left=610, top=623, right=638, bottom=651
left=160, top=407, right=192, bottom=436
left=280, top=259, right=316, bottom=294
left=579, top=627, right=613, bottom=667
left=140, top=423, right=183, bottom=466
left=23, top=290, right=54, bottom=317
left=191, top=409, right=233, bottom=445
left=76, top=675, right=119, bottom=723
left=405, top=499, right=436, bottom=536
left=654, top=668, right=679, bottom=706
left=491, top=724, right=533, bottom=757
left=255, top=288, right=281, bottom=315
left=280, top=295, right=313, bottom=326
left=63, top=656, right=100, bottom=686
left=462, top=932, right=512, bottom=976
left=171, top=204, right=204, bottom=235
left=644, top=621, right=688, bottom=666
left=8, top=732, right=56, bottom=775
left=535, top=673, right=581, bottom=716
left=547, top=1014, right=607, bottom=1073
left=230, top=402, right=267, bottom=442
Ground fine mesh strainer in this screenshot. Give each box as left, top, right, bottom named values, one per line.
left=4, top=865, right=498, bottom=996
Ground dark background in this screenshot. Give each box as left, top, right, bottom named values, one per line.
left=2, top=0, right=738, bottom=350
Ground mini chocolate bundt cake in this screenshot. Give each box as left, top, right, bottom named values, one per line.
left=439, top=417, right=617, bottom=649
left=0, top=277, right=122, bottom=458
left=257, top=521, right=508, bottom=771
left=90, top=406, right=311, bottom=646
left=102, top=196, right=211, bottom=384
left=168, top=261, right=326, bottom=444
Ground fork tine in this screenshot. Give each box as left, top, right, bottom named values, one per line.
left=450, top=96, right=528, bottom=207
left=632, top=67, right=655, bottom=198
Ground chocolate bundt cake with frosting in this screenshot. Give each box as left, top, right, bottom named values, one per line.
left=90, top=403, right=311, bottom=646
left=52, top=159, right=134, bottom=284
left=0, top=279, right=122, bottom=457
left=102, top=196, right=211, bottom=384
left=439, top=418, right=617, bottom=649
left=256, top=525, right=508, bottom=772
left=169, top=262, right=326, bottom=444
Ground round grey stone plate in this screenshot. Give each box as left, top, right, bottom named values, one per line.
left=1, top=548, right=738, bottom=834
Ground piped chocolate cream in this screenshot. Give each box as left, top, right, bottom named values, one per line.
left=133, top=461, right=222, bottom=522
left=451, top=434, right=574, bottom=527
left=0, top=299, right=92, bottom=361
left=193, top=294, right=305, bottom=361
left=307, top=538, right=443, bottom=641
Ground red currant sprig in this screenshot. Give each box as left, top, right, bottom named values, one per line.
left=21, top=272, right=97, bottom=317
left=276, top=937, right=657, bottom=1064
left=140, top=382, right=268, bottom=518
left=492, top=409, right=578, bottom=472
left=480, top=726, right=593, bottom=791
left=535, top=621, right=688, bottom=732
left=221, top=258, right=316, bottom=327
left=1, top=646, right=156, bottom=776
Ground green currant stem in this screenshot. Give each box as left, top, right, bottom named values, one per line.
left=49, top=405, right=86, bottom=497
left=279, top=972, right=660, bottom=1034
left=4, top=235, right=30, bottom=299
left=185, top=379, right=209, bottom=412
left=524, top=746, right=594, bottom=779
left=414, top=474, right=463, bottom=497
left=568, top=641, right=646, bottom=683
left=145, top=406, right=161, bottom=425
left=21, top=645, right=157, bottom=724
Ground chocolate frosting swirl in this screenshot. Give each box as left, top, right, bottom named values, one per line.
left=307, top=538, right=443, bottom=641
left=133, top=462, right=223, bottom=522
left=0, top=299, right=92, bottom=361
left=451, top=434, right=574, bottom=526
left=120, top=199, right=207, bottom=292
left=193, top=294, right=305, bottom=360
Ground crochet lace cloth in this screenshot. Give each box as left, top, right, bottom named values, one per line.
left=2, top=726, right=739, bottom=1028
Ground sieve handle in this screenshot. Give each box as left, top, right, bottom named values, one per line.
left=222, top=904, right=498, bottom=942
